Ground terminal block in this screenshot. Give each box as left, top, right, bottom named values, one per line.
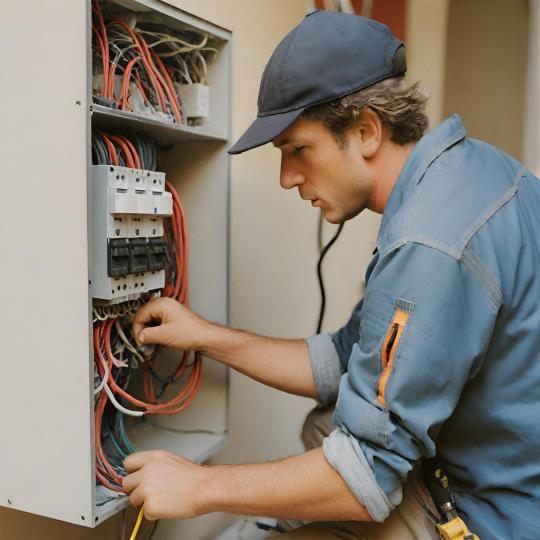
left=91, top=165, right=173, bottom=301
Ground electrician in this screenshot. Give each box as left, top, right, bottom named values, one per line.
left=122, top=11, right=540, bottom=539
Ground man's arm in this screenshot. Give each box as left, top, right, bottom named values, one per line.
left=122, top=448, right=372, bottom=522
left=132, top=297, right=318, bottom=399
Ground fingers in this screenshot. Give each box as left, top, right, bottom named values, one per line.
left=124, top=451, right=158, bottom=473
left=122, top=470, right=141, bottom=493
left=138, top=323, right=173, bottom=346
left=132, top=298, right=173, bottom=345
left=128, top=491, right=158, bottom=521
left=129, top=487, right=145, bottom=509
left=132, top=299, right=164, bottom=333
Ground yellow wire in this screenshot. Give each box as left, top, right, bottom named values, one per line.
left=129, top=507, right=144, bottom=540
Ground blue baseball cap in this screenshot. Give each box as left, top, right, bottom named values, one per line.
left=229, top=10, right=406, bottom=155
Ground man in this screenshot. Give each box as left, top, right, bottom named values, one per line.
left=123, top=11, right=540, bottom=539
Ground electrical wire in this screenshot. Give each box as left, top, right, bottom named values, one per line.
left=92, top=132, right=202, bottom=492
left=92, top=1, right=218, bottom=123
left=316, top=219, right=344, bottom=333
left=130, top=507, right=144, bottom=540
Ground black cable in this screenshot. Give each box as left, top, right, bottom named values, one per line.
left=92, top=134, right=108, bottom=165
left=316, top=221, right=344, bottom=334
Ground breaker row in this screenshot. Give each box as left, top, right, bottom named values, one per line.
left=108, top=237, right=166, bottom=276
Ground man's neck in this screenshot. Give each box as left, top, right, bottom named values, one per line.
left=368, top=141, right=415, bottom=214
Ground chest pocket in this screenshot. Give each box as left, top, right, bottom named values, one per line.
left=377, top=306, right=411, bottom=406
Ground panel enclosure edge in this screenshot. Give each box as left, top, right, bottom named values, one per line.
left=89, top=0, right=232, bottom=527
left=0, top=0, right=95, bottom=526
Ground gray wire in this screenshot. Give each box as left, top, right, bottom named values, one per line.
left=92, top=134, right=108, bottom=165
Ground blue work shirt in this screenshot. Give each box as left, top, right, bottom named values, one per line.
left=309, top=115, right=540, bottom=539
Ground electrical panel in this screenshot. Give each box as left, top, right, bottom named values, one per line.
left=1, top=0, right=230, bottom=528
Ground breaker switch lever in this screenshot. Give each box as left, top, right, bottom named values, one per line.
left=129, top=238, right=149, bottom=273
left=148, top=238, right=167, bottom=271
left=107, top=239, right=130, bottom=276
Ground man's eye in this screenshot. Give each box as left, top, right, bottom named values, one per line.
left=292, top=146, right=306, bottom=156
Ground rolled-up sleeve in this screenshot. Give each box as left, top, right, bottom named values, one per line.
left=322, top=242, right=499, bottom=521
left=306, top=299, right=364, bottom=405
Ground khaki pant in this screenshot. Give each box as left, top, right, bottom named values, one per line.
left=269, top=406, right=440, bottom=539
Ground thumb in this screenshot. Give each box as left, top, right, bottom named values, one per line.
left=138, top=323, right=172, bottom=346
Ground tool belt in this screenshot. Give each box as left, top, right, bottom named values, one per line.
left=422, top=459, right=480, bottom=540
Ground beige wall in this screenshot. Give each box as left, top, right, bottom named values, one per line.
left=444, top=0, right=528, bottom=160
left=0, top=1, right=453, bottom=539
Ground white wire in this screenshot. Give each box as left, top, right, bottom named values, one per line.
left=104, top=381, right=144, bottom=418
left=98, top=342, right=144, bottom=417
left=138, top=30, right=208, bottom=51
left=115, top=319, right=146, bottom=365
left=193, top=50, right=207, bottom=80
left=94, top=348, right=110, bottom=396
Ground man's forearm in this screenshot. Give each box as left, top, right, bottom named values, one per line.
left=201, top=323, right=318, bottom=399
left=202, top=448, right=372, bottom=522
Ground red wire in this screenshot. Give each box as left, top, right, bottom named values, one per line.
left=92, top=1, right=109, bottom=97
left=109, top=20, right=168, bottom=113
left=119, top=56, right=142, bottom=110
left=92, top=28, right=108, bottom=97
left=93, top=146, right=202, bottom=489
left=98, top=132, right=119, bottom=165
left=133, top=72, right=150, bottom=106
left=122, top=137, right=142, bottom=170
left=108, top=135, right=134, bottom=168
left=149, top=48, right=183, bottom=125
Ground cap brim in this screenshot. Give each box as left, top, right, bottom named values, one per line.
left=228, top=107, right=306, bottom=155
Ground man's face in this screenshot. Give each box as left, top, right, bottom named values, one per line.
left=272, top=118, right=373, bottom=224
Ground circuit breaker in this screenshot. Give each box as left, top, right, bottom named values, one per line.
left=91, top=165, right=171, bottom=302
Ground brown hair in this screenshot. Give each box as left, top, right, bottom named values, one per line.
left=301, top=77, right=429, bottom=146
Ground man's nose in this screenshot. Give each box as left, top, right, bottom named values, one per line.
left=280, top=161, right=305, bottom=190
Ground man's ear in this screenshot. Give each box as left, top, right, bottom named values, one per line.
left=354, top=108, right=384, bottom=159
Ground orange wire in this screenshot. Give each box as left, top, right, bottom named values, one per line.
left=122, top=137, right=142, bottom=170
left=92, top=28, right=108, bottom=96
left=119, top=56, right=142, bottom=110
left=108, top=135, right=134, bottom=168
left=109, top=20, right=167, bottom=113
left=93, top=138, right=202, bottom=490
left=98, top=132, right=119, bottom=165
left=149, top=49, right=183, bottom=125
left=92, top=1, right=109, bottom=97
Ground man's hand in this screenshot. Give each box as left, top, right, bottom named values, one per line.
left=132, top=298, right=319, bottom=400
left=122, top=450, right=211, bottom=520
left=132, top=297, right=210, bottom=350
left=122, top=447, right=371, bottom=522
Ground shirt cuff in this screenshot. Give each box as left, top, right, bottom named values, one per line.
left=322, top=429, right=401, bottom=522
left=305, top=333, right=343, bottom=406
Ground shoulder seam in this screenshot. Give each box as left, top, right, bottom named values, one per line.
left=379, top=240, right=502, bottom=313
left=457, top=167, right=525, bottom=255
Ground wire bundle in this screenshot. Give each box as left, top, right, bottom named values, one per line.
left=92, top=132, right=201, bottom=492
left=91, top=0, right=217, bottom=123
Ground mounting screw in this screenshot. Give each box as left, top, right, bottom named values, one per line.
left=75, top=100, right=82, bottom=107
left=81, top=515, right=85, bottom=521
left=7, top=499, right=12, bottom=505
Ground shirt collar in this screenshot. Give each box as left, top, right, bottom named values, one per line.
left=376, top=114, right=466, bottom=249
